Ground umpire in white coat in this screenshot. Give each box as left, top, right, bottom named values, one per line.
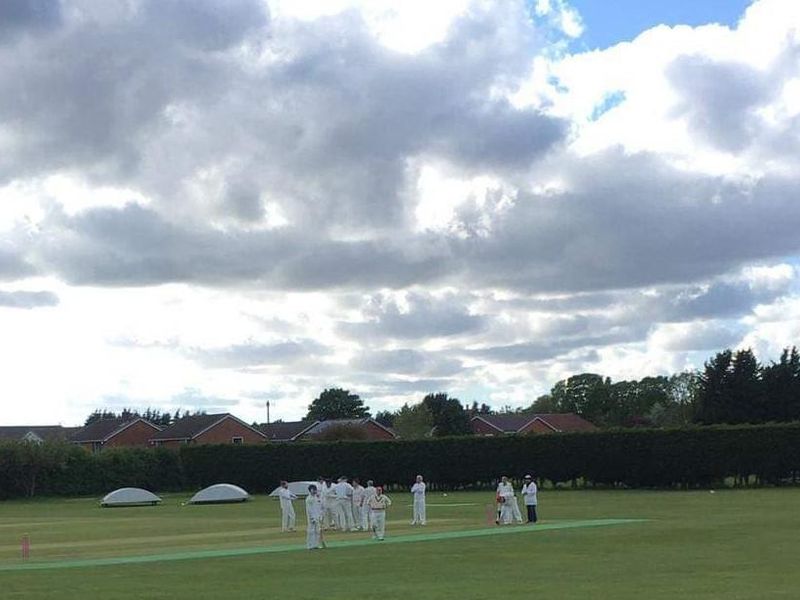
left=410, top=474, right=427, bottom=525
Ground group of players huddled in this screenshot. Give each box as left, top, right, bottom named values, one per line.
left=276, top=473, right=538, bottom=550
left=276, top=475, right=427, bottom=549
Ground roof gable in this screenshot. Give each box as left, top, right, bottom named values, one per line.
left=70, top=418, right=162, bottom=443
left=259, top=420, right=319, bottom=441
left=151, top=413, right=266, bottom=441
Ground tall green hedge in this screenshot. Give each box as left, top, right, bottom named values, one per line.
left=0, top=443, right=183, bottom=500
left=180, top=423, right=800, bottom=492
left=1, top=423, right=798, bottom=500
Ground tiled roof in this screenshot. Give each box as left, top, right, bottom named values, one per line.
left=302, top=418, right=396, bottom=438
left=472, top=413, right=598, bottom=433
left=533, top=413, right=598, bottom=432
left=150, top=414, right=229, bottom=441
left=0, top=426, right=77, bottom=442
left=70, top=418, right=160, bottom=443
left=258, top=420, right=318, bottom=441
left=471, top=414, right=537, bottom=433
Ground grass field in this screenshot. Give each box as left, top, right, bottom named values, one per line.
left=1, top=488, right=798, bottom=599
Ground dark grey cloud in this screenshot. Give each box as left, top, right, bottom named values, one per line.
left=188, top=339, right=330, bottom=369
left=350, top=349, right=463, bottom=377
left=0, top=1, right=564, bottom=236
left=0, top=290, right=59, bottom=309
left=339, top=292, right=486, bottom=341
left=0, top=0, right=62, bottom=40
left=667, top=41, right=800, bottom=153
left=463, top=329, right=637, bottom=364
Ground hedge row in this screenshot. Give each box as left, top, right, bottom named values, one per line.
left=1, top=423, right=799, bottom=500
left=0, top=443, right=183, bottom=500
left=180, top=422, right=800, bottom=492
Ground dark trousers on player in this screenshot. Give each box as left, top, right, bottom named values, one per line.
left=526, top=504, right=538, bottom=523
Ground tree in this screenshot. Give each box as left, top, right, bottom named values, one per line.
left=550, top=373, right=613, bottom=426
left=529, top=394, right=558, bottom=413
left=422, top=393, right=471, bottom=437
left=392, top=403, right=434, bottom=439
left=306, top=388, right=370, bottom=421
left=374, top=410, right=395, bottom=428
left=649, top=371, right=700, bottom=427
left=466, top=401, right=493, bottom=417
left=695, top=350, right=733, bottom=425
left=763, top=347, right=800, bottom=422
left=727, top=348, right=764, bottom=423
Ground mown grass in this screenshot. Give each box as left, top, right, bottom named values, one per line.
left=1, top=488, right=798, bottom=599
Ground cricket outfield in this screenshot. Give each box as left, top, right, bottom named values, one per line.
left=1, top=488, right=798, bottom=599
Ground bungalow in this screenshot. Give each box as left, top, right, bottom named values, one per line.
left=258, top=420, right=319, bottom=442
left=150, top=413, right=266, bottom=448
left=296, top=418, right=397, bottom=441
left=0, top=426, right=79, bottom=444
left=471, top=413, right=597, bottom=436
left=70, top=418, right=163, bottom=452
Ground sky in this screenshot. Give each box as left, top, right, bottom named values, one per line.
left=2, top=0, right=800, bottom=426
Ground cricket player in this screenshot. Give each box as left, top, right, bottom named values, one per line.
left=321, top=478, right=337, bottom=529
left=496, top=476, right=522, bottom=524
left=352, top=479, right=365, bottom=531
left=521, top=474, right=538, bottom=523
left=410, top=474, right=427, bottom=525
left=368, top=485, right=392, bottom=540
left=277, top=480, right=297, bottom=532
left=362, top=479, right=377, bottom=531
left=305, top=484, right=324, bottom=549
left=333, top=476, right=355, bottom=531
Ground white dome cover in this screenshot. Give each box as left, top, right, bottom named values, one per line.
left=189, top=483, right=250, bottom=504
left=101, top=487, right=162, bottom=507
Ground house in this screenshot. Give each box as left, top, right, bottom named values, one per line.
left=70, top=418, right=163, bottom=452
left=150, top=413, right=266, bottom=448
left=296, top=418, right=397, bottom=441
left=470, top=413, right=597, bottom=436
left=0, top=426, right=79, bottom=444
left=258, top=420, right=319, bottom=442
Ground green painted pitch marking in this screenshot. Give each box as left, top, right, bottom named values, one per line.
left=0, top=518, right=646, bottom=572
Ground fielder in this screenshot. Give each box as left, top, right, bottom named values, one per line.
left=352, top=478, right=365, bottom=531
left=368, top=485, right=392, bottom=540
left=410, top=474, right=426, bottom=525
left=333, top=476, right=355, bottom=531
left=277, top=480, right=297, bottom=532
left=321, top=478, right=337, bottom=529
left=362, top=479, right=377, bottom=531
left=305, top=484, right=324, bottom=549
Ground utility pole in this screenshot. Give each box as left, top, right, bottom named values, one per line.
left=266, top=401, right=270, bottom=425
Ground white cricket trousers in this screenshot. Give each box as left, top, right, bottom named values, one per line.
left=306, top=520, right=322, bottom=549
left=412, top=496, right=426, bottom=524
left=281, top=501, right=296, bottom=531
left=371, top=510, right=387, bottom=540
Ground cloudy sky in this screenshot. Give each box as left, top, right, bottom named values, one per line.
left=3, top=0, right=800, bottom=426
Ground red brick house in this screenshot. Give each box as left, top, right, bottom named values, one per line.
left=295, top=418, right=397, bottom=441
left=150, top=413, right=266, bottom=448
left=70, top=418, right=163, bottom=452
left=471, top=413, right=597, bottom=436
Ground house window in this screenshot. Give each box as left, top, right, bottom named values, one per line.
left=232, top=436, right=244, bottom=445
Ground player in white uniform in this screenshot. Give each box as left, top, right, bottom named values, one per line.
left=333, top=476, right=355, bottom=531
left=277, top=480, right=297, bottom=532
left=321, top=479, right=337, bottom=529
left=305, top=484, right=324, bottom=549
left=496, top=476, right=522, bottom=524
left=362, top=480, right=377, bottom=531
left=351, top=479, right=365, bottom=531
left=410, top=474, right=427, bottom=525
left=368, top=486, right=392, bottom=540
